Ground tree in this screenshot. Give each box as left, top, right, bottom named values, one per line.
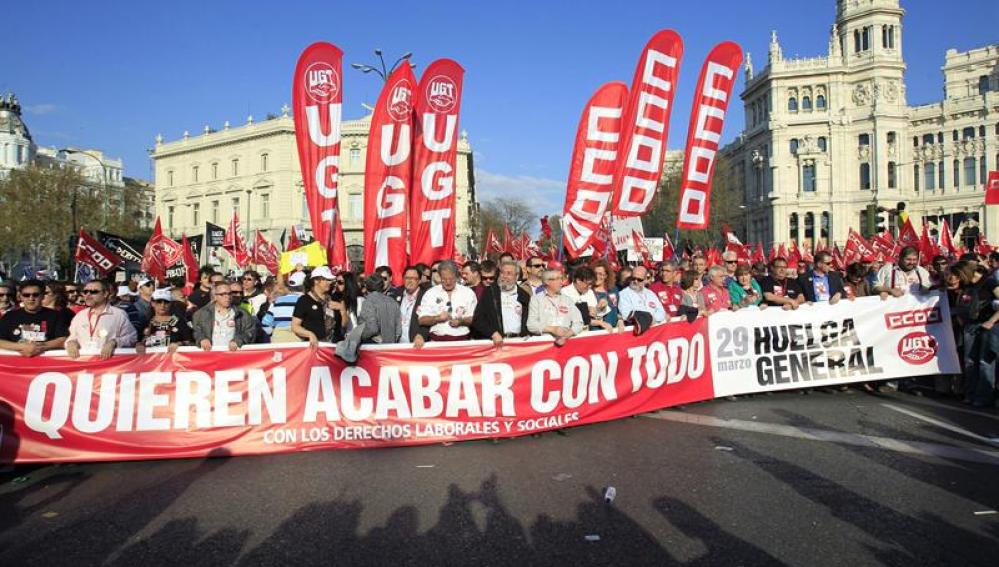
left=641, top=152, right=744, bottom=250
left=475, top=196, right=536, bottom=243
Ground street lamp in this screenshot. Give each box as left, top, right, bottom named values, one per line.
left=62, top=148, right=110, bottom=230
left=351, top=50, right=414, bottom=82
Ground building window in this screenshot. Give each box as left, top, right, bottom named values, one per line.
left=261, top=153, right=269, bottom=172
left=802, top=96, right=812, bottom=111
left=816, top=94, right=826, bottom=109
left=350, top=148, right=361, bottom=165
left=914, top=164, right=920, bottom=191
left=790, top=213, right=799, bottom=241
left=232, top=158, right=239, bottom=176
left=859, top=133, right=870, bottom=146
left=922, top=133, right=934, bottom=145
left=803, top=163, right=816, bottom=192
left=888, top=26, right=895, bottom=49
left=979, top=125, right=986, bottom=138
left=211, top=200, right=219, bottom=223
left=862, top=27, right=870, bottom=51
left=912, top=136, right=919, bottom=147
left=981, top=156, right=988, bottom=187
left=953, top=130, right=959, bottom=142
left=818, top=137, right=827, bottom=152
left=925, top=162, right=936, bottom=190
left=260, top=194, right=270, bottom=218
left=804, top=212, right=815, bottom=240
left=860, top=163, right=871, bottom=190
left=167, top=206, right=175, bottom=231
left=980, top=75, right=991, bottom=95
left=938, top=161, right=945, bottom=190
left=888, top=162, right=897, bottom=188
left=789, top=139, right=799, bottom=154
left=963, top=127, right=975, bottom=140
left=882, top=25, right=888, bottom=48
left=953, top=159, right=961, bottom=188
left=788, top=97, right=798, bottom=112
left=232, top=197, right=240, bottom=216
left=821, top=212, right=830, bottom=239
left=212, top=162, right=218, bottom=180
left=964, top=157, right=976, bottom=186
left=192, top=203, right=200, bottom=226
left=192, top=165, right=199, bottom=183
left=167, top=170, right=174, bottom=187
left=937, top=132, right=944, bottom=144
left=887, top=131, right=896, bottom=145
left=854, top=30, right=861, bottom=53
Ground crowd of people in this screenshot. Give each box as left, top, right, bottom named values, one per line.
left=1, top=245, right=997, bottom=407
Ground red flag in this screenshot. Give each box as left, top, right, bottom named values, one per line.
left=180, top=234, right=198, bottom=292
left=410, top=59, right=464, bottom=265
left=222, top=211, right=250, bottom=267
left=751, top=243, right=765, bottom=265
left=787, top=241, right=801, bottom=268
left=631, top=230, right=654, bottom=268
left=985, top=171, right=999, bottom=205
left=253, top=231, right=281, bottom=275
left=721, top=223, right=748, bottom=259
left=286, top=225, right=303, bottom=251
left=662, top=231, right=676, bottom=261
left=705, top=247, right=722, bottom=267
left=676, top=41, right=743, bottom=230
left=919, top=223, right=938, bottom=263
left=898, top=217, right=919, bottom=248
left=976, top=233, right=993, bottom=256
left=938, top=218, right=959, bottom=258
left=831, top=244, right=846, bottom=271
left=540, top=216, right=553, bottom=239
left=562, top=82, right=628, bottom=257
left=485, top=229, right=503, bottom=255
left=611, top=30, right=684, bottom=217
left=776, top=242, right=787, bottom=261
left=142, top=218, right=185, bottom=281
left=363, top=61, right=416, bottom=286
left=292, top=41, right=347, bottom=267
left=847, top=229, right=876, bottom=261
left=75, top=229, right=122, bottom=275
left=870, top=231, right=895, bottom=257
left=502, top=225, right=515, bottom=256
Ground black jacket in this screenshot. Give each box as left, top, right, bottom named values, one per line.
left=471, top=284, right=531, bottom=339
left=797, top=270, right=845, bottom=303
left=394, top=287, right=431, bottom=342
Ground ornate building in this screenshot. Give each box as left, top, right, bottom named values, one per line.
left=151, top=106, right=477, bottom=266
left=723, top=0, right=999, bottom=248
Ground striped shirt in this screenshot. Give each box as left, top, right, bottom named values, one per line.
left=261, top=292, right=302, bottom=336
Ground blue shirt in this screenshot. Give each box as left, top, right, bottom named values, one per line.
left=261, top=292, right=302, bottom=335
left=618, top=286, right=667, bottom=324
left=812, top=273, right=831, bottom=301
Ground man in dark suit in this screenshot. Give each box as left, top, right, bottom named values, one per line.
left=394, top=266, right=431, bottom=347
left=472, top=260, right=531, bottom=346
left=797, top=251, right=844, bottom=303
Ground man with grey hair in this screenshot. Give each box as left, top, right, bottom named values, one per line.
left=418, top=260, right=478, bottom=341
left=618, top=265, right=667, bottom=325
left=472, top=259, right=531, bottom=346
left=528, top=268, right=583, bottom=346
left=721, top=250, right=739, bottom=287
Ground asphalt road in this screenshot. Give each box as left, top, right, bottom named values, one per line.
left=2, top=390, right=998, bottom=566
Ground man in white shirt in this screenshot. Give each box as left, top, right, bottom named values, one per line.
left=66, top=279, right=138, bottom=360
left=417, top=260, right=478, bottom=342
left=561, top=265, right=598, bottom=321
left=397, top=266, right=426, bottom=346
left=528, top=269, right=584, bottom=346
left=873, top=246, right=931, bottom=298
left=618, top=265, right=667, bottom=325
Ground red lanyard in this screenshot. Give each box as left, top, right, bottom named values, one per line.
left=87, top=307, right=108, bottom=338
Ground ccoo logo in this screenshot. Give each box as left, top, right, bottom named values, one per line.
left=387, top=79, right=413, bottom=122
left=897, top=331, right=937, bottom=365
left=304, top=62, right=339, bottom=104
left=426, top=75, right=457, bottom=113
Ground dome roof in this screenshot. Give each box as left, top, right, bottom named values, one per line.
left=0, top=92, right=32, bottom=141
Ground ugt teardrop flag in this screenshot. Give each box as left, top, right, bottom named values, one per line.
left=292, top=42, right=347, bottom=268
left=611, top=30, right=684, bottom=217
left=363, top=61, right=416, bottom=285
left=410, top=59, right=464, bottom=265
left=676, top=41, right=743, bottom=230
left=561, top=82, right=629, bottom=258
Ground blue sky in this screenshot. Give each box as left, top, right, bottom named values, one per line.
left=5, top=0, right=997, bottom=217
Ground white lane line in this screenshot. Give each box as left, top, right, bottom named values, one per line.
left=880, top=403, right=999, bottom=447
left=641, top=411, right=999, bottom=465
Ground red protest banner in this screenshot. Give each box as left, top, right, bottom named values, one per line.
left=75, top=229, right=122, bottom=275
left=985, top=171, right=999, bottom=205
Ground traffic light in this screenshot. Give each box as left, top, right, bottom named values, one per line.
left=864, top=204, right=878, bottom=237
left=876, top=206, right=891, bottom=234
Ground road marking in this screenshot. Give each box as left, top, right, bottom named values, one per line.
left=642, top=411, right=999, bottom=465
left=880, top=403, right=999, bottom=447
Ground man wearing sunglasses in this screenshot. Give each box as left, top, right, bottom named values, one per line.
left=0, top=279, right=69, bottom=357
left=65, top=279, right=137, bottom=360
left=618, top=265, right=667, bottom=326
left=798, top=251, right=844, bottom=304
left=527, top=268, right=583, bottom=346
left=521, top=256, right=546, bottom=295
left=192, top=281, right=258, bottom=351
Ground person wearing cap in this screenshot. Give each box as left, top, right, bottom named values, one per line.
left=112, top=284, right=147, bottom=336
left=192, top=281, right=258, bottom=351
left=263, top=271, right=306, bottom=343
left=292, top=266, right=338, bottom=349
left=134, top=277, right=155, bottom=323
left=65, top=279, right=137, bottom=360
left=135, top=288, right=193, bottom=354
left=528, top=268, right=584, bottom=346
left=617, top=265, right=667, bottom=326
left=417, top=260, right=478, bottom=342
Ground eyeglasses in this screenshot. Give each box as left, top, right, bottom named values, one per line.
left=81, top=289, right=103, bottom=295
left=530, top=264, right=544, bottom=269
left=632, top=278, right=645, bottom=283
left=482, top=276, right=496, bottom=282
left=725, top=260, right=737, bottom=264
left=20, top=292, right=41, bottom=298
left=242, top=277, right=255, bottom=281
left=0, top=293, right=9, bottom=298
left=215, top=292, right=231, bottom=297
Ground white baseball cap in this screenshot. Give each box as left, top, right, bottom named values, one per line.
left=138, top=277, right=154, bottom=288
left=310, top=266, right=335, bottom=281
left=152, top=288, right=173, bottom=302
left=287, top=271, right=306, bottom=288
left=116, top=285, right=138, bottom=298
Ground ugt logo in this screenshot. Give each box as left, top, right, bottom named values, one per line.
left=387, top=80, right=413, bottom=122
left=305, top=62, right=339, bottom=103
left=426, top=76, right=456, bottom=113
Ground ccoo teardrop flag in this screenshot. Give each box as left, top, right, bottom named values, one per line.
left=676, top=41, right=743, bottom=230
left=611, top=30, right=684, bottom=217
left=363, top=61, right=416, bottom=286
left=561, top=82, right=629, bottom=257
left=410, top=59, right=464, bottom=266
left=292, top=41, right=347, bottom=268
